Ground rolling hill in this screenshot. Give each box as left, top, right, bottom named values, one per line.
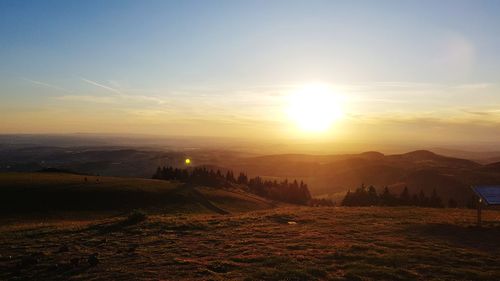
left=2, top=144, right=500, bottom=207
left=230, top=150, right=500, bottom=205
left=0, top=172, right=275, bottom=216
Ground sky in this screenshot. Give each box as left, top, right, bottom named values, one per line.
left=1, top=0, right=500, bottom=148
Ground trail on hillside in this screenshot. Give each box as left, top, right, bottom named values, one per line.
left=188, top=188, right=230, bottom=215
left=174, top=184, right=230, bottom=215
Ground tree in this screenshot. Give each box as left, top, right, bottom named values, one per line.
left=237, top=172, right=248, bottom=185
left=368, top=185, right=379, bottom=205
left=429, top=188, right=443, bottom=208
left=399, top=186, right=410, bottom=205
left=380, top=187, right=397, bottom=206
left=340, top=184, right=447, bottom=209
left=300, top=181, right=312, bottom=202
left=226, top=170, right=235, bottom=182
left=418, top=189, right=429, bottom=207
left=342, top=190, right=353, bottom=206
left=341, top=184, right=375, bottom=206
left=152, top=166, right=312, bottom=205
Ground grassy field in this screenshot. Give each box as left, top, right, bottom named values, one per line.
left=0, top=172, right=275, bottom=216
left=1, top=207, right=499, bottom=280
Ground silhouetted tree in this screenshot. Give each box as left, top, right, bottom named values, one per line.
left=226, top=170, right=235, bottom=182
left=429, top=188, right=444, bottom=208
left=341, top=184, right=377, bottom=206
left=368, top=185, right=379, bottom=205
left=341, top=185, right=445, bottom=209
left=418, top=189, right=429, bottom=207
left=380, top=187, right=397, bottom=206
left=237, top=172, right=248, bottom=185
left=152, top=166, right=312, bottom=205
left=342, top=190, right=353, bottom=206
left=399, top=186, right=410, bottom=205
left=310, top=198, right=335, bottom=206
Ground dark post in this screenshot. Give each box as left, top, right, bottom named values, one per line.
left=477, top=198, right=482, bottom=227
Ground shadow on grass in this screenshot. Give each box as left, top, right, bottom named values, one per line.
left=405, top=223, right=500, bottom=252
left=87, top=211, right=147, bottom=234
left=242, top=257, right=327, bottom=281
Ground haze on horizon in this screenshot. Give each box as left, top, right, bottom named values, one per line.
left=2, top=0, right=500, bottom=149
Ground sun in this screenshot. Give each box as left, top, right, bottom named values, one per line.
left=287, top=83, right=344, bottom=133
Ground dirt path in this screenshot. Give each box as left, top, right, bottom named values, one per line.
left=172, top=183, right=230, bottom=215
left=188, top=188, right=230, bottom=215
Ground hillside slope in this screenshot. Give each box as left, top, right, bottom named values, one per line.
left=0, top=172, right=275, bottom=215
left=3, top=146, right=500, bottom=206
left=231, top=150, right=500, bottom=204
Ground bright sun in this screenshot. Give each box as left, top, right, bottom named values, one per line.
left=287, top=84, right=344, bottom=133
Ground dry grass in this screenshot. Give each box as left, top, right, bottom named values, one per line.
left=1, top=207, right=499, bottom=280
left=0, top=172, right=180, bottom=192
left=0, top=172, right=275, bottom=215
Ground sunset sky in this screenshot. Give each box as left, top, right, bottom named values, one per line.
left=2, top=0, right=500, bottom=146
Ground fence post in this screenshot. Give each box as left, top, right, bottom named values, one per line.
left=477, top=198, right=482, bottom=227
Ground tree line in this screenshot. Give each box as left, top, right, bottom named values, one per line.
left=152, top=166, right=311, bottom=205
left=247, top=176, right=311, bottom=205
left=342, top=184, right=447, bottom=208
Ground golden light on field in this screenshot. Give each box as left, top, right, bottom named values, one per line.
left=185, top=158, right=191, bottom=165
left=287, top=84, right=344, bottom=133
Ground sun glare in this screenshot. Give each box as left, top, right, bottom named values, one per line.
left=287, top=84, right=344, bottom=133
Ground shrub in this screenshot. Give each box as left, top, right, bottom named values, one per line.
left=125, top=209, right=147, bottom=224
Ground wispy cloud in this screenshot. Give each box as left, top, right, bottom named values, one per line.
left=461, top=108, right=500, bottom=116
left=55, top=95, right=116, bottom=104
left=22, top=77, right=73, bottom=94
left=80, top=77, right=121, bottom=94
left=77, top=77, right=167, bottom=105
left=462, top=110, right=491, bottom=116
left=54, top=93, right=166, bottom=106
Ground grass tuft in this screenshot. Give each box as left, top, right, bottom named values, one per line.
left=124, top=209, right=147, bottom=225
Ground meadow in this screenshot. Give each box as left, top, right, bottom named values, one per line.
left=1, top=206, right=499, bottom=280
left=0, top=172, right=274, bottom=216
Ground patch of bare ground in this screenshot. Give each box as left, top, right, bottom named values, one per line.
left=1, top=207, right=499, bottom=280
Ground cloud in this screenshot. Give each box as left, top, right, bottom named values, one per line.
left=55, top=95, right=117, bottom=104
left=352, top=107, right=500, bottom=126
left=462, top=110, right=491, bottom=116
left=54, top=93, right=166, bottom=105
left=48, top=77, right=167, bottom=106
left=22, top=78, right=73, bottom=94
left=80, top=77, right=122, bottom=94
left=461, top=108, right=500, bottom=117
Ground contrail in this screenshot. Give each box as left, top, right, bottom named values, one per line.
left=80, top=77, right=121, bottom=94
left=22, top=77, right=73, bottom=93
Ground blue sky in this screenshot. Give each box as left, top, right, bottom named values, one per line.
left=1, top=0, right=500, bottom=145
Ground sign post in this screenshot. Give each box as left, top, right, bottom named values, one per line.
left=477, top=198, right=482, bottom=227
left=471, top=186, right=500, bottom=227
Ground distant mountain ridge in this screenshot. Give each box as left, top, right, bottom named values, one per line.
left=233, top=150, right=499, bottom=205
left=1, top=145, right=499, bottom=206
